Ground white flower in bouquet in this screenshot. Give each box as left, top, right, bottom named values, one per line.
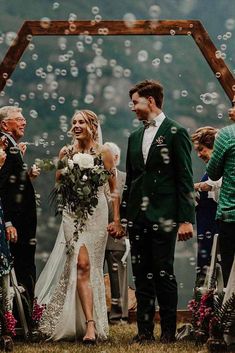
left=72, top=152, right=94, bottom=170
left=82, top=174, right=88, bottom=181
left=67, top=159, right=74, bottom=170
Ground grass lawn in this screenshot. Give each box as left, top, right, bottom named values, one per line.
left=12, top=323, right=207, bottom=353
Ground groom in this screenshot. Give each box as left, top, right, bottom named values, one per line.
left=120, top=80, right=195, bottom=343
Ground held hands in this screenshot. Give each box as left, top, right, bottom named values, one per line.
left=177, top=223, right=194, bottom=241
left=194, top=182, right=212, bottom=192
left=6, top=226, right=18, bottom=243
left=107, top=221, right=125, bottom=239
left=29, top=164, right=41, bottom=180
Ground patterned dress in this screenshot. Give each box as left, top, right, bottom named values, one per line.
left=0, top=200, right=12, bottom=278
left=0, top=200, right=13, bottom=335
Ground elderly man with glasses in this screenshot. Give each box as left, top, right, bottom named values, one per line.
left=0, top=106, right=40, bottom=317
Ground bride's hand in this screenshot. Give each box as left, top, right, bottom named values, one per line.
left=107, top=222, right=125, bottom=239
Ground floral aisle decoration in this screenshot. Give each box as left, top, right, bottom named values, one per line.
left=31, top=298, right=46, bottom=329
left=3, top=312, right=17, bottom=337
left=0, top=282, right=17, bottom=337
left=188, top=288, right=235, bottom=352
left=207, top=293, right=235, bottom=352
left=51, top=149, right=110, bottom=254
left=188, top=288, right=214, bottom=344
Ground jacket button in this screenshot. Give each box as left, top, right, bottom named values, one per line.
left=154, top=179, right=157, bottom=183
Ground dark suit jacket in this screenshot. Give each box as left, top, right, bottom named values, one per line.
left=0, top=133, right=37, bottom=242
left=121, top=117, right=195, bottom=225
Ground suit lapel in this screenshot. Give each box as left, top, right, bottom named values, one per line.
left=145, top=117, right=171, bottom=166
left=1, top=133, right=24, bottom=164
left=135, top=127, right=145, bottom=168
left=8, top=139, right=24, bottom=165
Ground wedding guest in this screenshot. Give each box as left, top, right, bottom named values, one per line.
left=0, top=137, right=15, bottom=350
left=0, top=106, right=40, bottom=310
left=207, top=102, right=235, bottom=287
left=118, top=80, right=195, bottom=344
left=104, top=142, right=129, bottom=324
left=35, top=110, right=123, bottom=343
left=191, top=127, right=221, bottom=285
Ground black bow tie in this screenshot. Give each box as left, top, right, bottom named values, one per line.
left=143, top=120, right=157, bottom=129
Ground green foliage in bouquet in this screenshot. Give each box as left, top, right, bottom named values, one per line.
left=51, top=150, right=110, bottom=254
left=34, top=158, right=56, bottom=172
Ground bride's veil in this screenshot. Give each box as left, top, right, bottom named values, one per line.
left=35, top=222, right=67, bottom=304
left=97, top=120, right=103, bottom=145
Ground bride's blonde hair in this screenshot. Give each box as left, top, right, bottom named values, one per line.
left=70, top=110, right=99, bottom=142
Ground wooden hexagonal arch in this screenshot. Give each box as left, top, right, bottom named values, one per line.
left=0, top=19, right=234, bottom=102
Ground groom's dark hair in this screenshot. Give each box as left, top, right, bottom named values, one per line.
left=129, top=80, right=164, bottom=109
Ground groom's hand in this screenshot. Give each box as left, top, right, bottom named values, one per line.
left=177, top=223, right=193, bottom=241
left=107, top=222, right=125, bottom=239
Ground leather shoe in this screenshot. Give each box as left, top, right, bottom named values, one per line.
left=160, top=333, right=176, bottom=344
left=131, top=334, right=155, bottom=344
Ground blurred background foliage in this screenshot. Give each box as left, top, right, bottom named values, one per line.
left=0, top=0, right=234, bottom=307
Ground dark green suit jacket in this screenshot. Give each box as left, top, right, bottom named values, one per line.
left=122, top=117, right=195, bottom=225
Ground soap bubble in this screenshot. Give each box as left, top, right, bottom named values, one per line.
left=30, top=110, right=38, bottom=119
left=52, top=2, right=60, bottom=10
left=109, top=107, right=117, bottom=115
left=225, top=18, right=235, bottom=31
left=84, top=94, right=94, bottom=104
left=196, top=105, right=203, bottom=113
left=92, top=6, right=99, bottom=15
left=152, top=58, right=161, bottom=67
left=181, top=90, right=188, bottom=97
left=149, top=5, right=161, bottom=18
left=163, top=53, right=173, bottom=63
left=153, top=41, right=163, bottom=51
left=40, top=17, right=51, bottom=29
left=5, top=32, right=18, bottom=46
left=137, top=50, right=148, bottom=62
left=103, top=86, right=115, bottom=100
left=123, top=13, right=136, bottom=28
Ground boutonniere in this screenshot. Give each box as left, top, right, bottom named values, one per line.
left=155, top=136, right=165, bottom=145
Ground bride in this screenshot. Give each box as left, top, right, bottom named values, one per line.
left=35, top=110, right=122, bottom=343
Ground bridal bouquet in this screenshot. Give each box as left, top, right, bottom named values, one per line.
left=52, top=150, right=110, bottom=254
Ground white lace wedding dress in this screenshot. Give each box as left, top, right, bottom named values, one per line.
left=35, top=186, right=109, bottom=341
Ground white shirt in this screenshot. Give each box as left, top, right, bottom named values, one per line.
left=206, top=177, right=222, bottom=203
left=142, top=112, right=166, bottom=163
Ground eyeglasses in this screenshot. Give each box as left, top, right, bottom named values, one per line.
left=4, top=117, right=26, bottom=122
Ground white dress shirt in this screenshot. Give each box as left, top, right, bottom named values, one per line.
left=142, top=112, right=166, bottom=163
